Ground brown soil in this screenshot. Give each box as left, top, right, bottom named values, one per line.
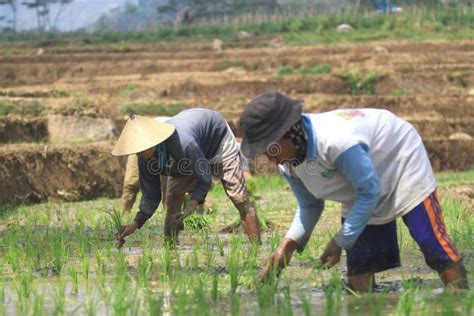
left=0, top=116, right=48, bottom=143
left=0, top=143, right=123, bottom=204
left=0, top=39, right=473, bottom=204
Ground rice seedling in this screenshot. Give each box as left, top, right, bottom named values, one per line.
left=32, top=291, right=43, bottom=316
left=204, top=239, right=216, bottom=271
left=114, top=252, right=129, bottom=283
left=395, top=287, right=419, bottom=316
left=84, top=294, right=98, bottom=316
left=53, top=275, right=66, bottom=316
left=299, top=293, right=312, bottom=316
left=95, top=250, right=106, bottom=276
left=183, top=213, right=210, bottom=233
left=324, top=269, right=344, bottom=316
left=227, top=236, right=242, bottom=294
left=214, top=234, right=225, bottom=257
left=146, top=289, right=163, bottom=315
left=16, top=270, right=34, bottom=299
left=104, top=207, right=125, bottom=248
left=172, top=286, right=188, bottom=316
left=191, top=243, right=200, bottom=271
left=0, top=281, right=5, bottom=316
left=161, top=245, right=172, bottom=281
left=137, top=255, right=152, bottom=287
left=231, top=293, right=240, bottom=316
left=193, top=277, right=208, bottom=315
left=82, top=257, right=90, bottom=281
left=211, top=273, right=219, bottom=302
left=69, top=267, right=79, bottom=295
left=278, top=285, right=294, bottom=316
left=112, top=282, right=139, bottom=316
left=49, top=237, right=69, bottom=274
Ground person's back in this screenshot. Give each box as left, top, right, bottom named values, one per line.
left=166, top=109, right=228, bottom=161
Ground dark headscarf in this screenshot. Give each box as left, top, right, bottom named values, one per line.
left=283, top=119, right=307, bottom=165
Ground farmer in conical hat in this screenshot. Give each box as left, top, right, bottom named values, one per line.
left=240, top=92, right=468, bottom=291
left=120, top=117, right=170, bottom=214
left=113, top=109, right=261, bottom=243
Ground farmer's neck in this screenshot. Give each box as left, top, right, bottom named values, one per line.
left=137, top=146, right=155, bottom=159
left=266, top=138, right=296, bottom=165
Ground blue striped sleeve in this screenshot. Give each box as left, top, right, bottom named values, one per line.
left=334, top=144, right=381, bottom=250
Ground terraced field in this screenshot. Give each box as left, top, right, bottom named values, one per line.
left=0, top=38, right=473, bottom=203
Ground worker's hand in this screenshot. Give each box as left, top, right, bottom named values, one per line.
left=116, top=221, right=138, bottom=240
left=172, top=199, right=201, bottom=231
left=319, top=238, right=342, bottom=266
left=184, top=199, right=200, bottom=217
left=260, top=238, right=298, bottom=283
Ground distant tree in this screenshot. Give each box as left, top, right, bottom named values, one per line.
left=125, top=1, right=139, bottom=15
left=21, top=0, right=73, bottom=32
left=158, top=0, right=281, bottom=24
left=0, top=0, right=17, bottom=31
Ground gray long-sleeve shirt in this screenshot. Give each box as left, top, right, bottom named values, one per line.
left=134, top=109, right=228, bottom=228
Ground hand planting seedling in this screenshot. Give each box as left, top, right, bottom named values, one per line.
left=183, top=214, right=210, bottom=233
left=104, top=207, right=126, bottom=248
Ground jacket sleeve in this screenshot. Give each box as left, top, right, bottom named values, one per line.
left=283, top=171, right=325, bottom=251
left=333, top=144, right=381, bottom=250
left=134, top=157, right=162, bottom=228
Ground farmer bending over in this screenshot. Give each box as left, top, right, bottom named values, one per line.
left=239, top=92, right=468, bottom=291
left=112, top=109, right=261, bottom=243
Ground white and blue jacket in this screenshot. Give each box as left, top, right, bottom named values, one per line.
left=282, top=109, right=436, bottom=250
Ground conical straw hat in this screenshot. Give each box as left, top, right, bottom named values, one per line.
left=112, top=114, right=175, bottom=156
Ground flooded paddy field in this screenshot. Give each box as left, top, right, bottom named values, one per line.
left=0, top=173, right=473, bottom=315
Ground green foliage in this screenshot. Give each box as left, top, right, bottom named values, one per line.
left=1, top=6, right=474, bottom=45
left=277, top=65, right=295, bottom=76
left=0, top=89, right=69, bottom=98
left=120, top=102, right=188, bottom=116
left=299, top=63, right=332, bottom=75
left=342, top=69, right=382, bottom=95
left=116, top=84, right=138, bottom=98
left=214, top=59, right=245, bottom=71
left=436, top=168, right=474, bottom=187
left=0, top=99, right=47, bottom=116
left=0, top=100, right=13, bottom=115
left=104, top=207, right=123, bottom=233
left=183, top=214, right=210, bottom=233
left=0, top=172, right=472, bottom=314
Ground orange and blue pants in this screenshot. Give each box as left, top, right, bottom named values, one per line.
left=345, top=191, right=460, bottom=276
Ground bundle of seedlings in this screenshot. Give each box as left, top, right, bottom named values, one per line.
left=104, top=207, right=125, bottom=248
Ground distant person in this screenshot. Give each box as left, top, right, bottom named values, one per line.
left=371, top=0, right=402, bottom=13
left=239, top=92, right=468, bottom=291
left=113, top=109, right=261, bottom=244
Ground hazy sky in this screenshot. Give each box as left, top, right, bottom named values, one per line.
left=0, top=0, right=138, bottom=31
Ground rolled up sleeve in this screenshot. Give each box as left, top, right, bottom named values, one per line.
left=134, top=157, right=162, bottom=228
left=334, top=144, right=381, bottom=250
left=283, top=172, right=325, bottom=252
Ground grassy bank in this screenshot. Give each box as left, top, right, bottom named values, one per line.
left=0, top=6, right=472, bottom=47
